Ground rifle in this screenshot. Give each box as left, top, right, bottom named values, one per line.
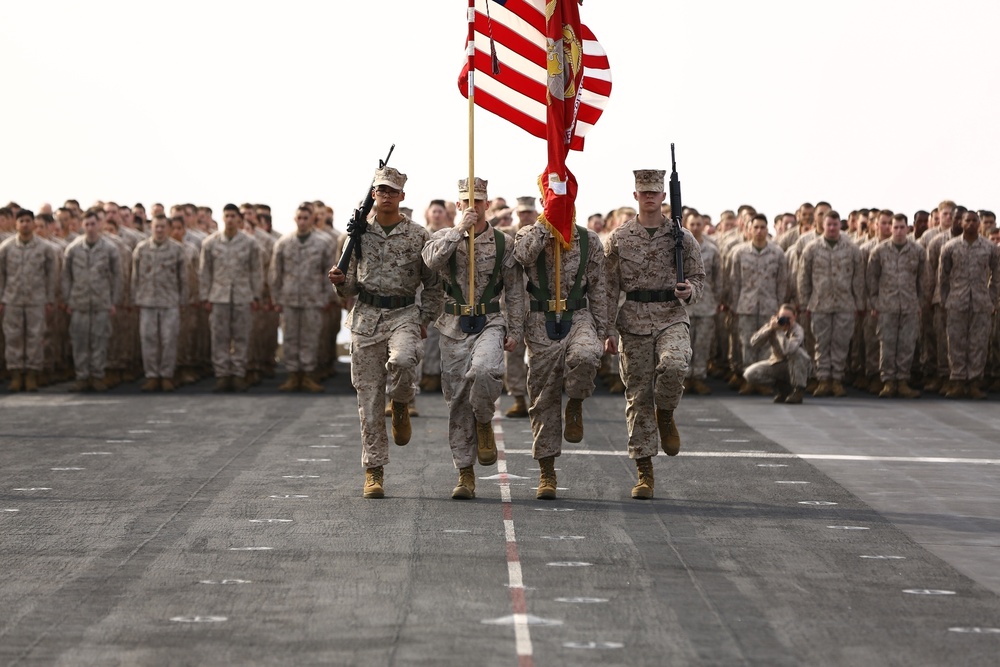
left=669, top=143, right=685, bottom=286
left=335, top=144, right=395, bottom=274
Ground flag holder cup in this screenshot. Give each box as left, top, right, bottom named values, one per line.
left=459, top=305, right=487, bottom=335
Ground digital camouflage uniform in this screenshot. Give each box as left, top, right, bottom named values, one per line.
left=422, top=223, right=524, bottom=469
left=337, top=216, right=442, bottom=469
left=729, top=240, right=789, bottom=372
left=515, top=223, right=608, bottom=461
left=687, top=236, right=719, bottom=381
left=247, top=227, right=276, bottom=381
left=866, top=238, right=925, bottom=382
left=798, top=236, right=864, bottom=382
left=270, top=230, right=335, bottom=373
left=62, top=236, right=122, bottom=381
left=0, top=235, right=58, bottom=371
left=199, top=230, right=263, bottom=379
left=925, top=231, right=960, bottom=380
left=605, top=217, right=705, bottom=461
left=175, top=240, right=201, bottom=377
left=744, top=321, right=811, bottom=389
left=939, top=236, right=1000, bottom=381
left=104, top=233, right=133, bottom=381
left=133, top=237, right=188, bottom=379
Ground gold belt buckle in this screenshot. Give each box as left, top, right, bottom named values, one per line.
left=546, top=298, right=567, bottom=311
left=459, top=304, right=474, bottom=316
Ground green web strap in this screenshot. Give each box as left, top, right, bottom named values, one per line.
left=527, top=225, right=589, bottom=323
left=443, top=228, right=505, bottom=316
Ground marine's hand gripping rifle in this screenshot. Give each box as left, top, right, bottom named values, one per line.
left=335, top=144, right=395, bottom=274
left=669, top=143, right=685, bottom=287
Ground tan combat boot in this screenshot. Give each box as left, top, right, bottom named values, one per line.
left=160, top=378, right=176, bottom=392
left=631, top=457, right=654, bottom=500
left=70, top=378, right=90, bottom=393
left=785, top=387, right=804, bottom=404
left=91, top=377, right=108, bottom=392
left=24, top=371, right=39, bottom=392
left=944, top=381, right=966, bottom=399
left=536, top=456, right=557, bottom=500
left=878, top=380, right=896, bottom=398
left=363, top=466, right=385, bottom=499
left=923, top=377, right=942, bottom=393
left=213, top=377, right=231, bottom=393
left=300, top=373, right=325, bottom=393
left=968, top=381, right=987, bottom=400
left=896, top=380, right=921, bottom=398
left=476, top=421, right=497, bottom=466
left=831, top=380, right=848, bottom=397
left=278, top=372, right=301, bottom=392
left=7, top=370, right=23, bottom=392
left=232, top=376, right=249, bottom=392
left=391, top=401, right=411, bottom=446
left=384, top=400, right=393, bottom=417
left=505, top=395, right=528, bottom=418
left=451, top=466, right=476, bottom=499
left=656, top=408, right=680, bottom=456
left=691, top=378, right=712, bottom=395
left=812, top=380, right=832, bottom=397
left=140, top=377, right=160, bottom=392
left=564, top=398, right=584, bottom=443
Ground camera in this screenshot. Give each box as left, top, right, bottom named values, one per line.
left=777, top=316, right=790, bottom=326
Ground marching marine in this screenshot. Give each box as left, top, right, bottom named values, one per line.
left=421, top=177, right=524, bottom=499
left=328, top=166, right=443, bottom=499
left=514, top=195, right=610, bottom=500
left=604, top=170, right=705, bottom=500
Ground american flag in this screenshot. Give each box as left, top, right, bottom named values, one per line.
left=458, top=0, right=612, bottom=153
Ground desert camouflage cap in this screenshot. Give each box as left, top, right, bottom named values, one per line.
left=373, top=166, right=407, bottom=191
left=458, top=177, right=489, bottom=201
left=633, top=169, right=666, bottom=193
left=515, top=196, right=537, bottom=212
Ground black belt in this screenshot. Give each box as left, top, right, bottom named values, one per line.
left=626, top=289, right=677, bottom=303
left=444, top=302, right=501, bottom=316
left=530, top=298, right=588, bottom=312
left=357, top=288, right=415, bottom=309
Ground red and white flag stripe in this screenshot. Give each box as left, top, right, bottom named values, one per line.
left=459, top=0, right=612, bottom=151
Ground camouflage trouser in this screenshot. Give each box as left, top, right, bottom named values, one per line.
left=933, top=304, right=949, bottom=378
left=620, top=323, right=691, bottom=460
left=876, top=312, right=918, bottom=382
left=726, top=311, right=742, bottom=374
left=988, top=309, right=1000, bottom=379
left=2, top=305, right=46, bottom=371
left=210, top=302, right=251, bottom=378
left=247, top=306, right=267, bottom=374
left=526, top=320, right=601, bottom=460
left=317, top=307, right=334, bottom=373
left=140, top=307, right=180, bottom=379
left=848, top=314, right=865, bottom=378
left=688, top=315, right=715, bottom=380
left=711, top=310, right=727, bottom=370
left=70, top=309, right=111, bottom=380
left=196, top=307, right=212, bottom=371
left=280, top=306, right=322, bottom=372
left=864, top=313, right=879, bottom=378
left=800, top=310, right=816, bottom=358
left=504, top=338, right=527, bottom=397
left=0, top=310, right=5, bottom=376
left=106, top=304, right=130, bottom=373
left=421, top=325, right=442, bottom=376
left=744, top=349, right=811, bottom=389
left=351, top=320, right=422, bottom=469
left=810, top=312, right=854, bottom=381
left=737, top=313, right=769, bottom=370
left=176, top=305, right=198, bottom=369
left=919, top=304, right=936, bottom=378
left=441, top=325, right=505, bottom=469
left=946, top=308, right=992, bottom=381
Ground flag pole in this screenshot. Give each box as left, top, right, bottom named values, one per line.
left=466, top=0, right=476, bottom=312
left=459, top=0, right=486, bottom=334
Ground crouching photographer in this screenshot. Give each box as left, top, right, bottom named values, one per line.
left=743, top=304, right=813, bottom=404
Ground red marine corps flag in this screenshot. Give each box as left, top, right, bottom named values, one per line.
left=458, top=0, right=611, bottom=248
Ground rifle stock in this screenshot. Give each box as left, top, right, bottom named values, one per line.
left=335, top=144, right=395, bottom=274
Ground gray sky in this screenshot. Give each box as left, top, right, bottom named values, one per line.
left=2, top=0, right=998, bottom=234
